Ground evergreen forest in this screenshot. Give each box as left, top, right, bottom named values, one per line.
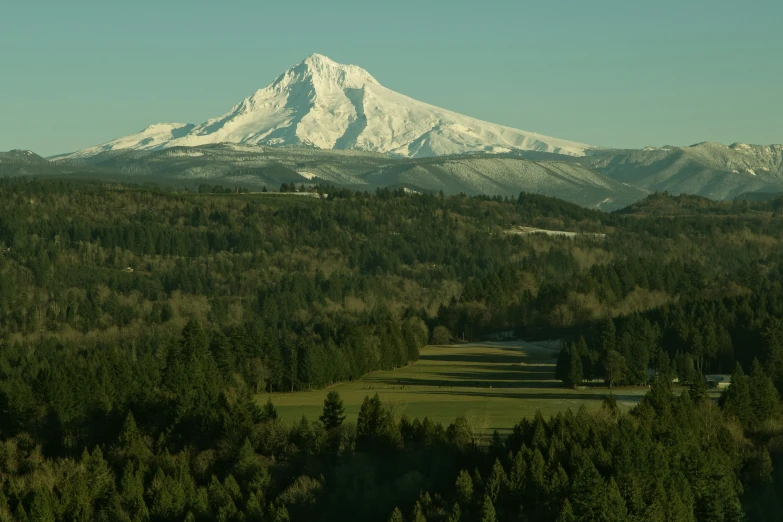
left=1, top=178, right=783, bottom=521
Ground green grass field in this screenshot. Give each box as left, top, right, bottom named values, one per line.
left=263, top=341, right=659, bottom=434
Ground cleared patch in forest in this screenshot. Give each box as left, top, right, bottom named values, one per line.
left=264, top=341, right=651, bottom=434
left=504, top=226, right=606, bottom=239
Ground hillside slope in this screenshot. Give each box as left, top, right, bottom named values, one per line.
left=361, top=156, right=647, bottom=209
left=47, top=145, right=644, bottom=208
left=582, top=142, right=783, bottom=199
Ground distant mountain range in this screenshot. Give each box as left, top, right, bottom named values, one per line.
left=3, top=54, right=782, bottom=209
left=581, top=141, right=783, bottom=201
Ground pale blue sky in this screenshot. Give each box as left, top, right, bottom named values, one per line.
left=2, top=0, right=781, bottom=156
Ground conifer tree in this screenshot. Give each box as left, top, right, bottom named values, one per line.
left=85, top=447, right=117, bottom=514
left=489, top=430, right=504, bottom=458
left=411, top=501, right=427, bottom=522
left=486, top=459, right=507, bottom=502
left=546, top=464, right=570, bottom=507
left=14, top=500, right=29, bottom=522
left=508, top=449, right=528, bottom=495
left=269, top=502, right=290, bottom=522
left=568, top=348, right=584, bottom=388
left=556, top=345, right=571, bottom=383
left=479, top=495, right=497, bottom=522
left=556, top=499, right=576, bottom=522
left=319, top=391, right=346, bottom=429
left=604, top=478, right=629, bottom=522
left=388, top=507, right=404, bottom=522
left=471, top=467, right=485, bottom=494
left=119, top=463, right=148, bottom=520
left=455, top=469, right=474, bottom=505
left=261, top=398, right=278, bottom=421
left=749, top=358, right=779, bottom=423
left=665, top=489, right=694, bottom=522
left=602, top=350, right=627, bottom=389
left=601, top=393, right=620, bottom=418
left=528, top=448, right=547, bottom=502
left=0, top=491, right=10, bottom=521
left=29, top=487, right=55, bottom=522
left=597, top=318, right=616, bottom=353
left=179, top=319, right=208, bottom=360
left=447, top=502, right=462, bottom=522
left=689, top=371, right=707, bottom=401
left=761, top=323, right=783, bottom=391
left=234, top=438, right=262, bottom=481
left=117, top=412, right=152, bottom=464
left=721, top=362, right=753, bottom=426
left=357, top=394, right=383, bottom=439
left=570, top=455, right=606, bottom=522
left=246, top=492, right=265, bottom=522
left=557, top=344, right=584, bottom=387
left=356, top=393, right=401, bottom=451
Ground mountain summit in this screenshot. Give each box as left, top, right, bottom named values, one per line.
left=63, top=54, right=592, bottom=159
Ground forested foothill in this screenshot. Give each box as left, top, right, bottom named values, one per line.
left=0, top=179, right=782, bottom=521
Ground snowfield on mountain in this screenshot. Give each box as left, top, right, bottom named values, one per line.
left=59, top=54, right=592, bottom=160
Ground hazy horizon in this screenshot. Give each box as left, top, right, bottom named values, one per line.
left=2, top=0, right=782, bottom=156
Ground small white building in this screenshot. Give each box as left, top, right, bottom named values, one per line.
left=705, top=374, right=732, bottom=390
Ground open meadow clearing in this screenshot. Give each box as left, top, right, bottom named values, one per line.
left=265, top=341, right=655, bottom=434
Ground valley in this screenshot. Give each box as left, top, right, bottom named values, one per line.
left=268, top=341, right=649, bottom=433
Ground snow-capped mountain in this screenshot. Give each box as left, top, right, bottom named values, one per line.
left=60, top=54, right=592, bottom=159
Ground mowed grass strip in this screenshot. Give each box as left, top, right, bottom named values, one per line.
left=263, top=341, right=651, bottom=434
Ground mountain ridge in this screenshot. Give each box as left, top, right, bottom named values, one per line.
left=581, top=141, right=783, bottom=200
left=9, top=141, right=783, bottom=211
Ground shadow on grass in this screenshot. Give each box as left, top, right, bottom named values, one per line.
left=417, top=389, right=646, bottom=403
left=421, top=351, right=533, bottom=365
left=368, top=364, right=555, bottom=387
left=369, top=376, right=561, bottom=389
left=422, top=344, right=558, bottom=364
left=436, top=364, right=555, bottom=376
